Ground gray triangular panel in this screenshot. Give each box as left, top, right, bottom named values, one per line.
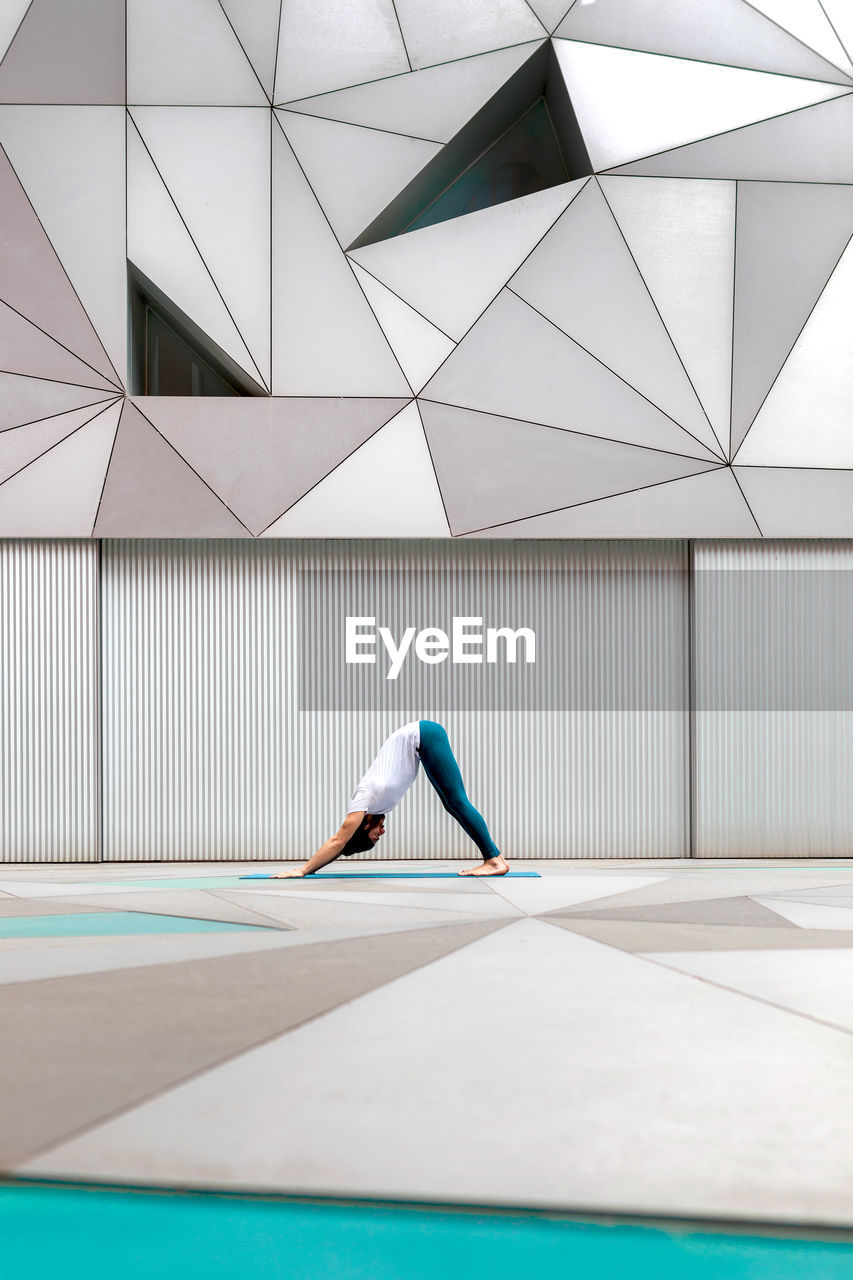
left=511, top=179, right=720, bottom=453
left=422, top=289, right=720, bottom=461
left=555, top=0, right=853, bottom=83
left=94, top=402, right=251, bottom=538
left=0, top=300, right=117, bottom=392
left=0, top=0, right=124, bottom=103
left=0, top=918, right=506, bottom=1167
left=734, top=467, right=853, bottom=536
left=557, top=896, right=796, bottom=927
left=0, top=374, right=115, bottom=433
left=610, top=93, right=853, bottom=181
left=461, top=466, right=757, bottom=538
left=219, top=0, right=280, bottom=97
left=0, top=144, right=119, bottom=384
left=138, top=397, right=409, bottom=535
left=419, top=400, right=718, bottom=535
left=732, top=182, right=853, bottom=455
left=0, top=402, right=117, bottom=486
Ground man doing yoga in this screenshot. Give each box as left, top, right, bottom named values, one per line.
left=273, top=720, right=508, bottom=878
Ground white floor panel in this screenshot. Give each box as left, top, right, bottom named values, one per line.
left=21, top=918, right=853, bottom=1225
left=649, top=948, right=853, bottom=1033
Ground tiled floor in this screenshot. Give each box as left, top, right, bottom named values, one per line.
left=4, top=860, right=853, bottom=1227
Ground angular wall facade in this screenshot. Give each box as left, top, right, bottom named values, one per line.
left=0, top=1, right=852, bottom=537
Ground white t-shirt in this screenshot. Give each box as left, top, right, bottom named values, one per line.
left=348, top=722, right=421, bottom=815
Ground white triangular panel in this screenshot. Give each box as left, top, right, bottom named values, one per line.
left=525, top=0, right=573, bottom=34
left=511, top=180, right=723, bottom=456
left=600, top=176, right=736, bottom=455
left=736, top=236, right=853, bottom=467
left=219, top=0, right=281, bottom=97
left=350, top=178, right=589, bottom=340
left=276, top=110, right=440, bottom=248
left=274, top=0, right=409, bottom=102
left=0, top=401, right=120, bottom=487
left=0, top=399, right=120, bottom=535
left=746, top=0, right=853, bottom=77
left=261, top=403, right=449, bottom=536
left=393, top=0, right=544, bottom=69
left=272, top=123, right=411, bottom=395
left=126, top=119, right=265, bottom=390
left=285, top=42, right=543, bottom=143
left=464, top=467, right=758, bottom=538
left=733, top=466, right=853, bottom=536
left=0, top=106, right=126, bottom=387
left=131, top=107, right=271, bottom=388
left=350, top=263, right=454, bottom=392
left=552, top=40, right=850, bottom=170
left=820, top=1, right=853, bottom=71
left=127, top=0, right=267, bottom=104
left=0, top=0, right=30, bottom=64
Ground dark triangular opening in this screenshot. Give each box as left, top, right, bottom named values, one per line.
left=348, top=43, right=592, bottom=250
left=127, top=264, right=267, bottom=397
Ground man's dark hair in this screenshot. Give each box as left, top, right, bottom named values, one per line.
left=340, top=814, right=385, bottom=857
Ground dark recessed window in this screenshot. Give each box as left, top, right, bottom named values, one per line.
left=406, top=98, right=567, bottom=235
left=128, top=265, right=265, bottom=397
left=349, top=43, right=592, bottom=250
left=144, top=305, right=240, bottom=396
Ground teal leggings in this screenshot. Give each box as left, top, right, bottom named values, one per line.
left=417, top=720, right=501, bottom=861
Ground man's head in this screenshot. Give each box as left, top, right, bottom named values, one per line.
left=341, top=813, right=386, bottom=856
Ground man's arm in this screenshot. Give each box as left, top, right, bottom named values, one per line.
left=272, top=811, right=365, bottom=878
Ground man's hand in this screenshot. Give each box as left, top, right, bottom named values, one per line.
left=270, top=867, right=307, bottom=879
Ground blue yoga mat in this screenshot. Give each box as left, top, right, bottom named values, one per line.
left=239, top=871, right=541, bottom=880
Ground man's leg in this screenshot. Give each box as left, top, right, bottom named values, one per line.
left=418, top=720, right=508, bottom=876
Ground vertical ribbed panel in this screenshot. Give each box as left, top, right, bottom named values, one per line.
left=103, top=539, right=688, bottom=861
left=102, top=541, right=293, bottom=861
left=0, top=541, right=99, bottom=862
left=694, top=541, right=853, bottom=857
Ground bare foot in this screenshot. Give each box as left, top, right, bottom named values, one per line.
left=458, top=855, right=509, bottom=877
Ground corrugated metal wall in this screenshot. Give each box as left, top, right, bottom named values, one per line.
left=0, top=541, right=100, bottom=862
left=693, top=541, right=853, bottom=857
left=101, top=539, right=689, bottom=860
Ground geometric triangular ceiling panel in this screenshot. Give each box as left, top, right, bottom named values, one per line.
left=393, top=0, right=545, bottom=70
left=349, top=179, right=589, bottom=341
left=219, top=0, right=280, bottom=100
left=94, top=402, right=252, bottom=538
left=734, top=234, right=853, bottom=467
left=138, top=397, right=409, bottom=535
left=599, top=176, right=736, bottom=455
left=1, top=4, right=852, bottom=538
left=555, top=0, right=853, bottom=82
left=0, top=399, right=121, bottom=536
left=552, top=40, right=849, bottom=171
left=744, top=0, right=853, bottom=77
left=261, top=403, right=450, bottom=538
left=510, top=178, right=723, bottom=456
left=125, top=117, right=265, bottom=393
left=0, top=106, right=127, bottom=388
left=461, top=466, right=758, bottom=539
left=130, top=107, right=271, bottom=389
left=0, top=0, right=125, bottom=104
left=274, top=0, right=409, bottom=103
left=420, top=399, right=719, bottom=536
left=283, top=42, right=543, bottom=144
left=730, top=181, right=853, bottom=457
left=0, top=142, right=119, bottom=389
left=611, top=92, right=853, bottom=181
left=422, top=289, right=722, bottom=462
left=127, top=0, right=266, bottom=106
